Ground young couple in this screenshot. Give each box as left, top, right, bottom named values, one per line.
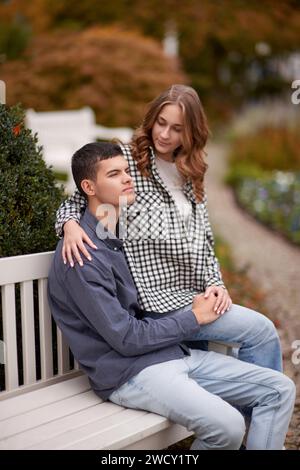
left=48, top=85, right=295, bottom=450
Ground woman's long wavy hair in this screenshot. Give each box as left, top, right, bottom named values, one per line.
left=131, top=84, right=210, bottom=203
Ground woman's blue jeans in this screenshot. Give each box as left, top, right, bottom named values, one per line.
left=146, top=303, right=283, bottom=373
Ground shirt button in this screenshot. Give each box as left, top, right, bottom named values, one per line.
left=113, top=247, right=118, bottom=251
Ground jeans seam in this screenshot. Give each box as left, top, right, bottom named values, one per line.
left=194, top=374, right=282, bottom=398
left=266, top=407, right=277, bottom=449
left=193, top=373, right=281, bottom=447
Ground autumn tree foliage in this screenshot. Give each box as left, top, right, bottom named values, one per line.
left=2, top=0, right=300, bottom=53
left=0, top=26, right=186, bottom=127
left=1, top=0, right=299, bottom=121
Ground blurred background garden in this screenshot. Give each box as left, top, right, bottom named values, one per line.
left=1, top=0, right=300, bottom=252
left=0, top=0, right=300, bottom=449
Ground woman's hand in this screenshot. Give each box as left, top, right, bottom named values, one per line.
left=62, top=220, right=98, bottom=267
left=203, top=285, right=232, bottom=316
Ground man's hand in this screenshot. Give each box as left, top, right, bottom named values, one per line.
left=204, top=285, right=232, bottom=315
left=192, top=294, right=221, bottom=325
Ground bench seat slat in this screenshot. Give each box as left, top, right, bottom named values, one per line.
left=0, top=375, right=91, bottom=420
left=68, top=412, right=170, bottom=451
left=28, top=408, right=150, bottom=450
left=122, top=424, right=192, bottom=451
left=0, top=390, right=102, bottom=440
left=0, top=402, right=123, bottom=450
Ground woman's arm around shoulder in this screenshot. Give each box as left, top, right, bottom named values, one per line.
left=55, top=189, right=97, bottom=266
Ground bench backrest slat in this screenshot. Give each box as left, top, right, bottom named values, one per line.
left=2, top=284, right=19, bottom=390
left=57, top=327, right=70, bottom=374
left=38, top=278, right=54, bottom=380
left=20, top=281, right=37, bottom=385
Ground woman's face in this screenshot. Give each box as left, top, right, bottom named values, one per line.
left=151, top=104, right=183, bottom=161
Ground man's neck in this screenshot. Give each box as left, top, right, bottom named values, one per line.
left=88, top=199, right=119, bottom=234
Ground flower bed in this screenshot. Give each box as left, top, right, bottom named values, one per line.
left=234, top=170, right=300, bottom=245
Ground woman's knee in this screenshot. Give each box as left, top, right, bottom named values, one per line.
left=235, top=304, right=278, bottom=340
left=260, top=315, right=278, bottom=337
left=262, top=372, right=296, bottom=408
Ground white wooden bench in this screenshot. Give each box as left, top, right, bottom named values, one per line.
left=25, top=108, right=133, bottom=193
left=0, top=252, right=235, bottom=450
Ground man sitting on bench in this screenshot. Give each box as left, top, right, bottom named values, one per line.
left=48, top=142, right=295, bottom=450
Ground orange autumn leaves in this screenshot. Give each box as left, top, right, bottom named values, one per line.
left=0, top=26, right=186, bottom=127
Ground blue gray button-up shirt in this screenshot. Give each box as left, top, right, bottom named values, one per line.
left=48, top=209, right=200, bottom=400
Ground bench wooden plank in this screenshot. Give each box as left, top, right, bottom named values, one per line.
left=122, top=424, right=192, bottom=451
left=71, top=413, right=171, bottom=451
left=2, top=284, right=19, bottom=390
left=0, top=370, right=82, bottom=401
left=0, top=375, right=91, bottom=420
left=38, top=278, right=54, bottom=379
left=0, top=390, right=102, bottom=440
left=0, top=402, right=123, bottom=450
left=21, top=281, right=37, bottom=385
left=28, top=408, right=150, bottom=450
left=57, top=327, right=70, bottom=374
left=0, top=252, right=53, bottom=285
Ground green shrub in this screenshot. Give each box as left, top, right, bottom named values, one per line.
left=0, top=103, right=65, bottom=257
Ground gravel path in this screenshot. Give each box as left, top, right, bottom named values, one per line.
left=205, top=142, right=300, bottom=449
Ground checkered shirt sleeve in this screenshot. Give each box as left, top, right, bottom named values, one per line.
left=202, top=193, right=225, bottom=289
left=55, top=189, right=87, bottom=237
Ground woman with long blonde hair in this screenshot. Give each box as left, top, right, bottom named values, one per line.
left=56, top=84, right=282, bottom=375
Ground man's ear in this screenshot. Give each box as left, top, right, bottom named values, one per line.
left=81, top=179, right=95, bottom=197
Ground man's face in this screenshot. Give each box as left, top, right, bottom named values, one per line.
left=92, top=155, right=135, bottom=208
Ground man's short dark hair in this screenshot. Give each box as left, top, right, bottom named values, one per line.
left=72, top=142, right=123, bottom=197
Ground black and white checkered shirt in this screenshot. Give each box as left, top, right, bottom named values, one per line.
left=55, top=144, right=225, bottom=312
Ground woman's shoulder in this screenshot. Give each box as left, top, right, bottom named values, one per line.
left=120, top=143, right=133, bottom=161
left=120, top=143, right=141, bottom=177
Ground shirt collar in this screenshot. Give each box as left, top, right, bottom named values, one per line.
left=81, top=208, right=123, bottom=251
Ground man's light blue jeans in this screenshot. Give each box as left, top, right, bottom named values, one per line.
left=109, top=348, right=295, bottom=449
left=109, top=304, right=295, bottom=449
left=146, top=303, right=283, bottom=421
